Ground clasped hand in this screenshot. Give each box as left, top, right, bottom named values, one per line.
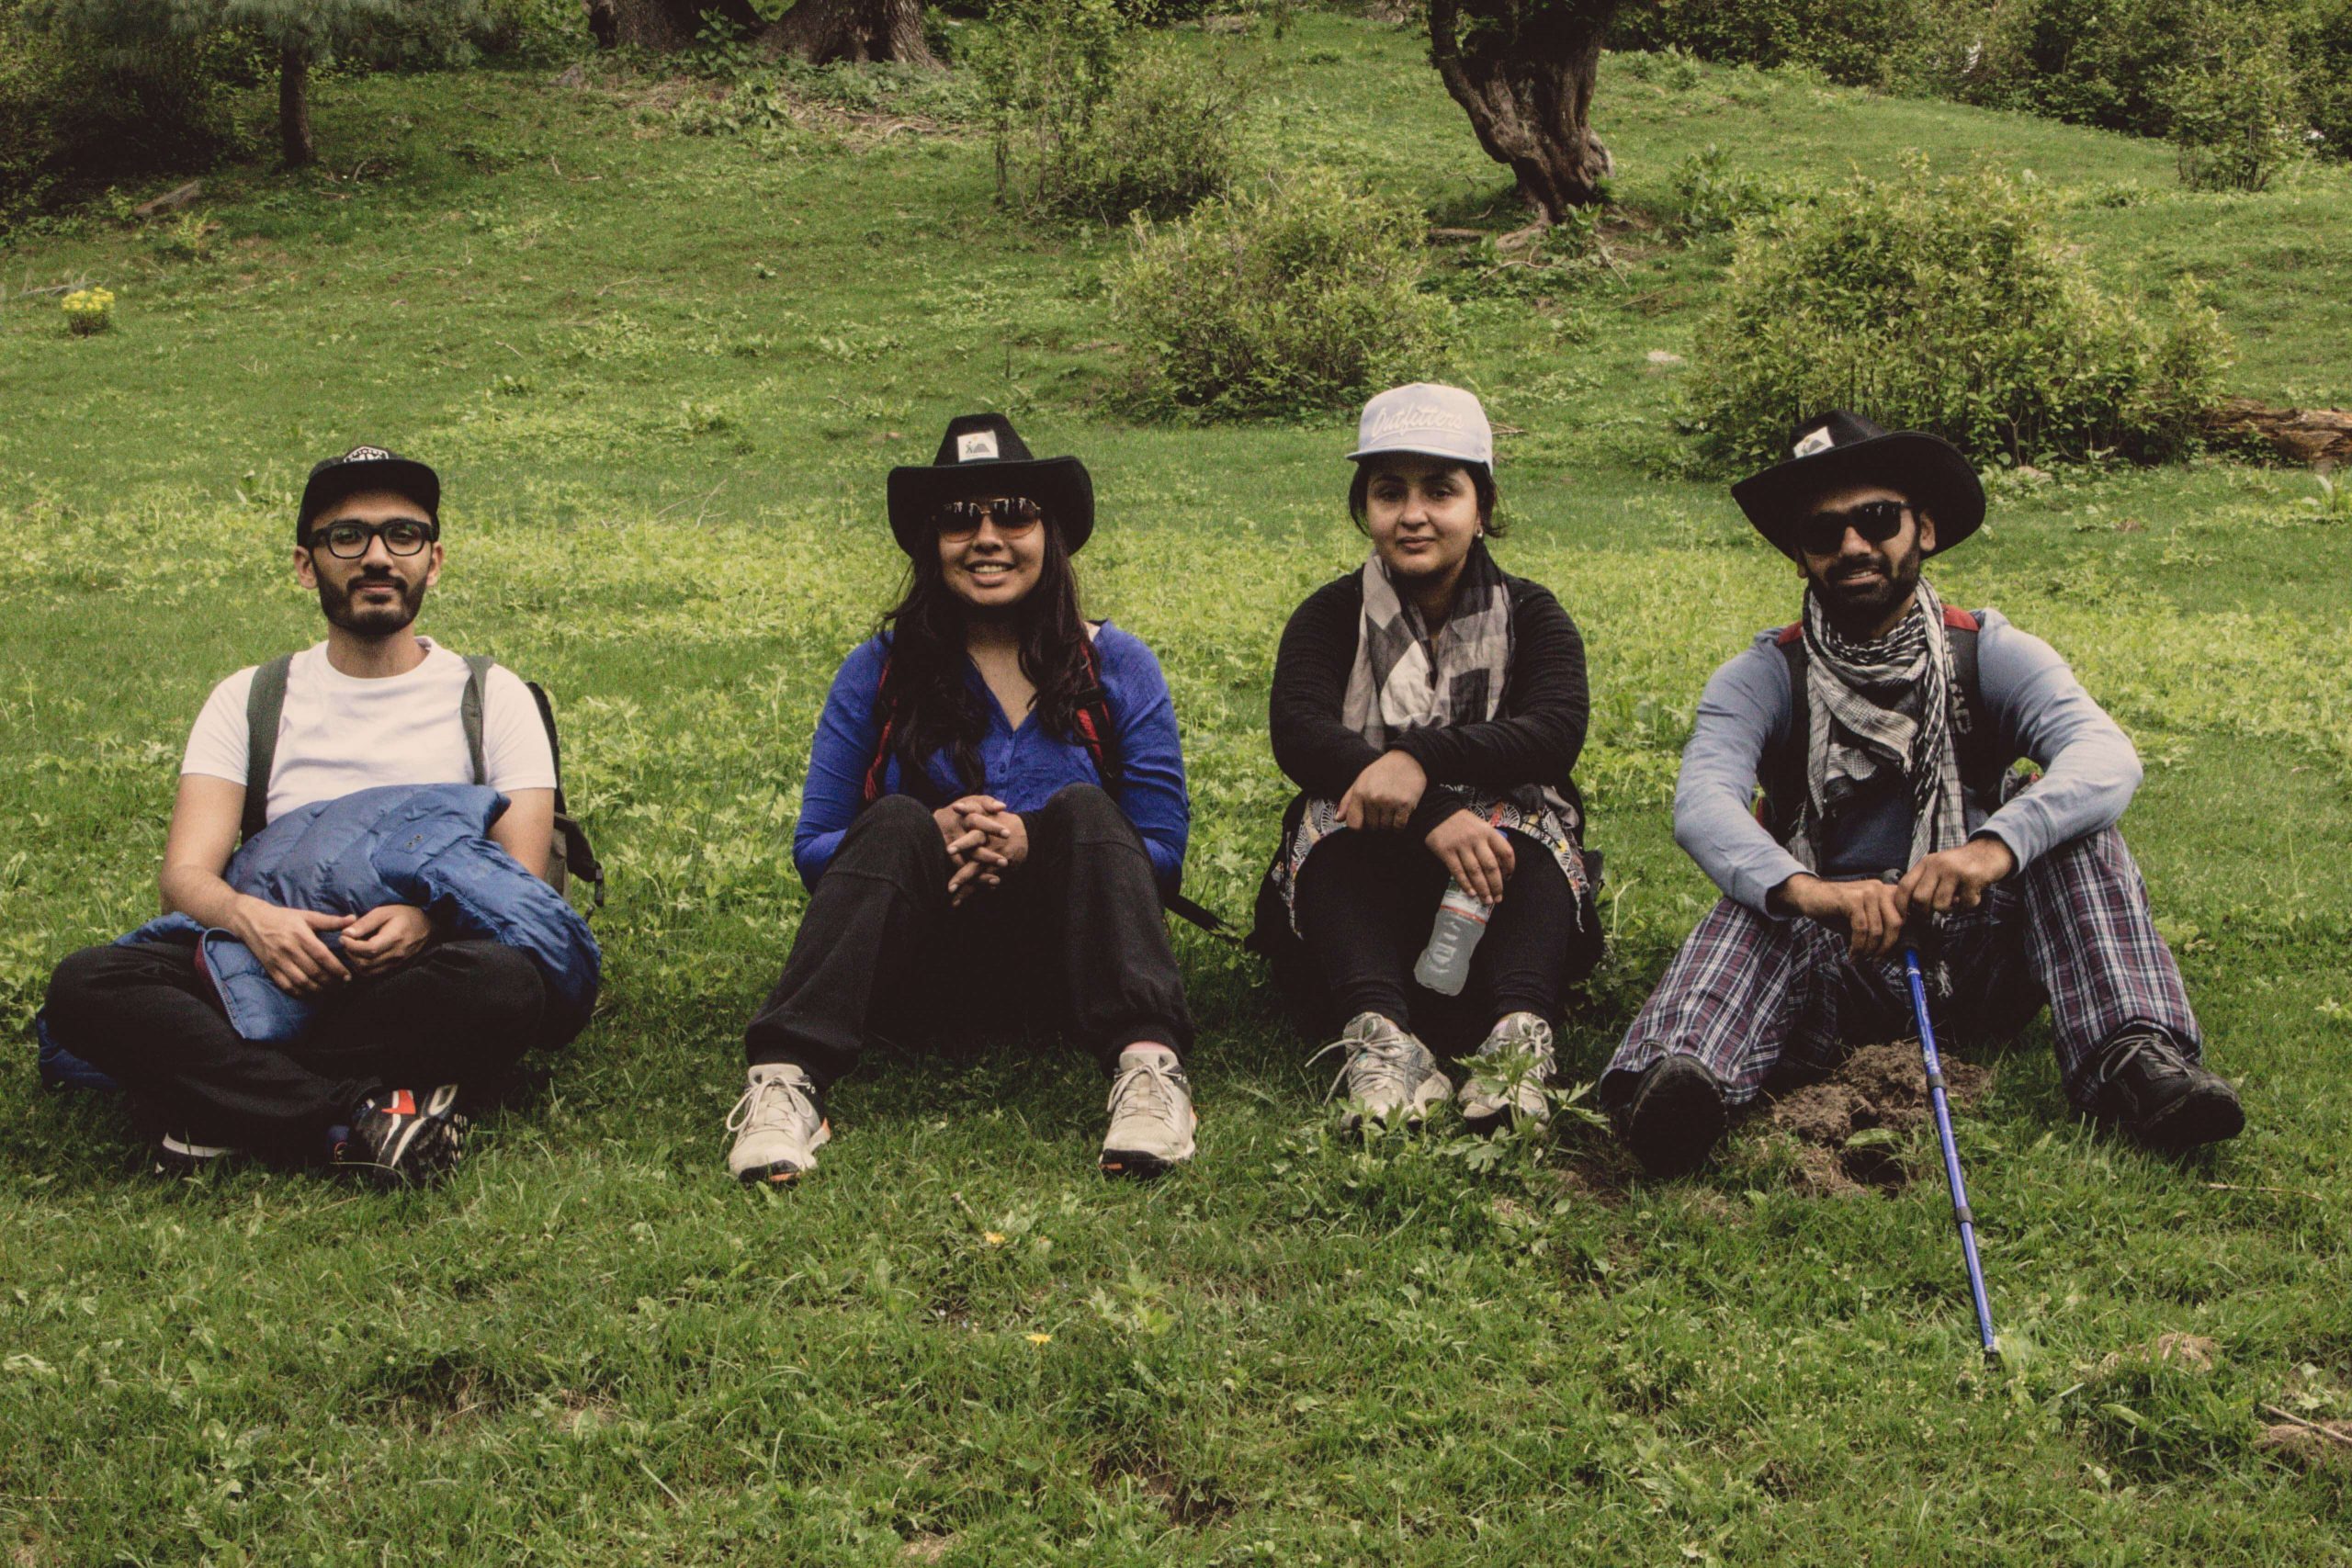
left=1778, top=838, right=2018, bottom=960
left=933, top=795, right=1030, bottom=907
left=231, top=897, right=434, bottom=995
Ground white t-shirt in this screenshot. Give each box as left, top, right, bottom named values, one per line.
left=182, top=638, right=558, bottom=827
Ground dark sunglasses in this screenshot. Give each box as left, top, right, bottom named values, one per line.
left=305, top=518, right=439, bottom=559
left=937, top=497, right=1042, bottom=542
left=1794, top=500, right=1913, bottom=558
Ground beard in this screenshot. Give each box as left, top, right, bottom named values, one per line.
left=318, top=570, right=427, bottom=637
left=1810, top=540, right=1923, bottom=634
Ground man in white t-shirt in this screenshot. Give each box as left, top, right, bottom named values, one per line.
left=44, top=446, right=560, bottom=1184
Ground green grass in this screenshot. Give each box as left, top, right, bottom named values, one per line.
left=6, top=12, right=2352, bottom=1562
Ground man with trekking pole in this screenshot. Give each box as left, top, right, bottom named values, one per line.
left=1600, top=412, right=2244, bottom=1178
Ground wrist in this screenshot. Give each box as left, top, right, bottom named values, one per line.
left=1770, top=874, right=1820, bottom=916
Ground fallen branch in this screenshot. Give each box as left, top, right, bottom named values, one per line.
left=132, top=180, right=204, bottom=219
left=2205, top=399, right=2352, bottom=468
left=2263, top=1405, right=2352, bottom=1449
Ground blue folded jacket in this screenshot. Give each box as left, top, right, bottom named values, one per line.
left=37, top=784, right=600, bottom=1089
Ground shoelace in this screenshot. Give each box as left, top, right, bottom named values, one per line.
left=728, top=1073, right=817, bottom=1141
left=1307, top=1028, right=1424, bottom=1105
left=1106, top=1056, right=1183, bottom=1127
left=2088, top=1032, right=2187, bottom=1098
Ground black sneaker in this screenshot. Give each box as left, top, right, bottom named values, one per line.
left=2084, top=1032, right=2244, bottom=1153
left=1620, top=1055, right=1727, bottom=1178
left=332, top=1085, right=466, bottom=1187
left=153, top=1132, right=243, bottom=1178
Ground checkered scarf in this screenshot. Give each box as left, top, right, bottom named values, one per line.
left=1789, top=579, right=1970, bottom=875
left=1341, top=541, right=1512, bottom=743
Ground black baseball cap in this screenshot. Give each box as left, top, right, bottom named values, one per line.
left=297, top=446, right=441, bottom=539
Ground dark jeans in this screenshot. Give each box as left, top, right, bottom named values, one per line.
left=742, top=785, right=1194, bottom=1089
left=43, top=937, right=546, bottom=1151
left=1290, top=827, right=1600, bottom=1047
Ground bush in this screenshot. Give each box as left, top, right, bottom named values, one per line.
left=973, top=0, right=1247, bottom=220
left=1108, top=168, right=1450, bottom=419
left=0, top=19, right=237, bottom=225
left=2165, top=6, right=2308, bottom=186
left=1687, top=158, right=2231, bottom=469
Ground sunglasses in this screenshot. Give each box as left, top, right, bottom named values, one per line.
left=305, top=518, right=439, bottom=558
left=937, top=497, right=1042, bottom=542
left=1794, top=500, right=1913, bottom=558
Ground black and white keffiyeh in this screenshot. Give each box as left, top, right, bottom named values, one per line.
left=1790, top=579, right=1970, bottom=874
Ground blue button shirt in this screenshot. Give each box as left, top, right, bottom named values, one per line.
left=793, top=623, right=1191, bottom=895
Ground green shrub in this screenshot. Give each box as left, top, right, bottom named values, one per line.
left=1687, top=158, right=2231, bottom=469
left=1108, top=168, right=1450, bottom=419
left=2165, top=6, right=2308, bottom=186
left=1660, top=142, right=1804, bottom=237
left=0, top=20, right=236, bottom=225
left=972, top=0, right=1246, bottom=221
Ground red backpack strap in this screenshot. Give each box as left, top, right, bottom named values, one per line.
left=1070, top=631, right=1123, bottom=789
left=862, top=655, right=897, bottom=805
left=1942, top=604, right=1979, bottom=632
left=1773, top=622, right=1803, bottom=646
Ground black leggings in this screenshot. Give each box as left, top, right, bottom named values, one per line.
left=743, top=785, right=1194, bottom=1089
left=1290, top=827, right=1600, bottom=1043
left=43, top=938, right=546, bottom=1150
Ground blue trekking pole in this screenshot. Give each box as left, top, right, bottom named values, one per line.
left=1884, top=874, right=1999, bottom=1359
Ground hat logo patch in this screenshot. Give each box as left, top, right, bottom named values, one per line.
left=1363, top=406, right=1465, bottom=441
left=1792, top=426, right=1835, bottom=458
left=955, top=432, right=1001, bottom=463
left=342, top=445, right=394, bottom=463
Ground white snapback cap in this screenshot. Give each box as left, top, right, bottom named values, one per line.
left=1346, top=381, right=1494, bottom=468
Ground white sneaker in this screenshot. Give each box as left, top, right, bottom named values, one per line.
left=726, top=1064, right=831, bottom=1184
left=1459, top=1012, right=1555, bottom=1130
left=1101, top=1045, right=1197, bottom=1179
left=1311, top=1012, right=1453, bottom=1130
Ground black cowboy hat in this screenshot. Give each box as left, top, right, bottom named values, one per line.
left=1731, top=412, right=1985, bottom=560
left=886, top=413, right=1095, bottom=557
left=297, top=445, right=440, bottom=539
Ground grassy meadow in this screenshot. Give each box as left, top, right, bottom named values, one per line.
left=4, top=10, right=2351, bottom=1562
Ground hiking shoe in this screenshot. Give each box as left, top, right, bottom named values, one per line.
left=1460, top=1012, right=1556, bottom=1131
left=1101, top=1045, right=1197, bottom=1179
left=727, top=1063, right=831, bottom=1185
left=2084, top=1031, right=2244, bottom=1153
left=1619, top=1054, right=1726, bottom=1178
left=1311, top=1012, right=1453, bottom=1131
left=153, top=1132, right=243, bottom=1178
left=332, top=1085, right=465, bottom=1188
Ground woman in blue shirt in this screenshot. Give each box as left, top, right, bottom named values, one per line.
left=727, top=414, right=1199, bottom=1185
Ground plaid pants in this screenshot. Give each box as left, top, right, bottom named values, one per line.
left=1604, top=828, right=2200, bottom=1112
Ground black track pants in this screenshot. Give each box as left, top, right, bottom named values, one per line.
left=742, top=785, right=1194, bottom=1088
left=44, top=937, right=546, bottom=1150
left=1290, top=826, right=1599, bottom=1041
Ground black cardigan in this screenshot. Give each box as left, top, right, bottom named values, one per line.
left=1267, top=563, right=1591, bottom=843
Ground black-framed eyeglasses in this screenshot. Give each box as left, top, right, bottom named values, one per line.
left=305, top=518, right=439, bottom=558
left=936, top=497, right=1042, bottom=542
left=1794, top=500, right=1913, bottom=558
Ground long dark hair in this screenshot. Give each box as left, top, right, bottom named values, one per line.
left=876, top=519, right=1092, bottom=795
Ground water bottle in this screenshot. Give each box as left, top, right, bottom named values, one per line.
left=1414, top=881, right=1492, bottom=997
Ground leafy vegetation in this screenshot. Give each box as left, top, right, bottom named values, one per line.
left=1687, top=158, right=2231, bottom=468
left=4, top=15, right=2352, bottom=1562
left=1109, top=166, right=1449, bottom=417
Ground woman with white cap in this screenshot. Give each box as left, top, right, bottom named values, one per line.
left=726, top=413, right=1200, bottom=1185
left=1256, top=383, right=1600, bottom=1132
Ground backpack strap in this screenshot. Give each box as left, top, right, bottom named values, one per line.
left=1070, top=632, right=1123, bottom=791
left=239, top=653, right=295, bottom=844
left=459, top=654, right=494, bottom=786
left=862, top=654, right=900, bottom=806
left=1759, top=609, right=1997, bottom=845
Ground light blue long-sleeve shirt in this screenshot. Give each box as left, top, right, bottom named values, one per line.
left=792, top=624, right=1190, bottom=895
left=1675, top=607, right=2143, bottom=914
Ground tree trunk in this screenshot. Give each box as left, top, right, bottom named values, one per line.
left=762, top=0, right=936, bottom=67
left=1426, top=0, right=1618, bottom=225
left=584, top=0, right=760, bottom=51
left=278, top=45, right=313, bottom=168
left=583, top=0, right=935, bottom=65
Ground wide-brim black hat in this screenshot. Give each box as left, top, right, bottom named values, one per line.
left=887, top=413, right=1094, bottom=556
left=298, top=445, right=440, bottom=538
left=1731, top=412, right=1984, bottom=560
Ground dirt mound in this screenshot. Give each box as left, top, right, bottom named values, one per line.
left=1764, top=1042, right=1992, bottom=1192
